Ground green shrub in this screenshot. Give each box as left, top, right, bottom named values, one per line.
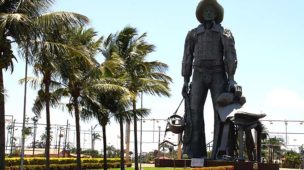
left=5, top=157, right=131, bottom=169
left=5, top=163, right=126, bottom=170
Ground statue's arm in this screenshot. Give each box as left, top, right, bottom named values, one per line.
left=182, top=30, right=195, bottom=83
left=222, top=29, right=237, bottom=82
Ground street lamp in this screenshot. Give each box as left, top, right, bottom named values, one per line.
left=285, top=121, right=288, bottom=148
left=140, top=92, right=143, bottom=170
left=32, top=116, right=39, bottom=156
left=58, top=127, right=64, bottom=157
left=63, top=120, right=69, bottom=157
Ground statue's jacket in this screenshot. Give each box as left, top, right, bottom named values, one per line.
left=182, top=23, right=237, bottom=80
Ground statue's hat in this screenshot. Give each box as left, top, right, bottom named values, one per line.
left=196, top=0, right=224, bottom=24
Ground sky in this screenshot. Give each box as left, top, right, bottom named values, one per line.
left=3, top=0, right=304, bottom=153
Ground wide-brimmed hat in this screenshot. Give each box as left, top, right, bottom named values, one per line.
left=196, top=0, right=224, bottom=24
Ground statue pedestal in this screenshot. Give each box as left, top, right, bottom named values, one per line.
left=155, top=159, right=279, bottom=170
left=191, top=165, right=233, bottom=170
left=191, top=158, right=205, bottom=167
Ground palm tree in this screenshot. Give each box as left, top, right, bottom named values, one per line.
left=101, top=34, right=152, bottom=169
left=262, top=137, right=284, bottom=163
left=110, top=26, right=172, bottom=170
left=56, top=27, right=104, bottom=170
left=80, top=72, right=132, bottom=170
left=19, top=21, right=89, bottom=170
left=1, top=1, right=88, bottom=168
left=81, top=99, right=111, bottom=170
left=0, top=1, right=26, bottom=167
left=91, top=125, right=101, bottom=151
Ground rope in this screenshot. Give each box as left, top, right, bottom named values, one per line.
left=173, top=98, right=184, bottom=115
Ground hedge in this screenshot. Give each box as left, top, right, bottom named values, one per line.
left=5, top=163, right=119, bottom=170
left=5, top=157, right=125, bottom=166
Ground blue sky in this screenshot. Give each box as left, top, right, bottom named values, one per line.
left=4, top=0, right=304, bottom=151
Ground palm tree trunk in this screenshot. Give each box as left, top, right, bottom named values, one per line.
left=74, top=99, right=82, bottom=170
left=0, top=69, right=6, bottom=170
left=133, top=101, right=139, bottom=170
left=45, top=81, right=51, bottom=170
left=102, top=124, right=108, bottom=170
left=119, top=115, right=125, bottom=170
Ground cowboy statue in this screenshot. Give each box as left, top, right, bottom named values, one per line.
left=181, top=0, right=239, bottom=160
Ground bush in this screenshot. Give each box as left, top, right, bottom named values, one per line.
left=5, top=163, right=128, bottom=170
left=81, top=149, right=100, bottom=158
left=5, top=157, right=131, bottom=169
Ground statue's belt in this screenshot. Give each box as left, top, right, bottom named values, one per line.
left=193, top=59, right=224, bottom=66
left=193, top=65, right=225, bottom=73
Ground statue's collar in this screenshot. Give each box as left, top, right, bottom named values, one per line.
left=196, top=23, right=223, bottom=33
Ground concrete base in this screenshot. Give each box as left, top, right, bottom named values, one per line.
left=155, top=159, right=279, bottom=170
left=191, top=158, right=204, bottom=167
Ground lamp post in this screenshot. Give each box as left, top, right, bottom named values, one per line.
left=58, top=127, right=64, bottom=157
left=285, top=121, right=288, bottom=148
left=32, top=116, right=39, bottom=156
left=10, top=119, right=16, bottom=156
left=140, top=92, right=143, bottom=170
left=63, top=120, right=69, bottom=157
left=20, top=42, right=30, bottom=169
left=158, top=126, right=161, bottom=157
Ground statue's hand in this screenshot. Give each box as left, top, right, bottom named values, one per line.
left=228, top=79, right=237, bottom=92
left=182, top=82, right=189, bottom=97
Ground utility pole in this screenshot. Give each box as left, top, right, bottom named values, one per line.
left=58, top=127, right=63, bottom=157
left=158, top=126, right=161, bottom=157
left=140, top=92, right=143, bottom=170
left=5, top=115, right=13, bottom=154
left=55, top=125, right=58, bottom=149
left=91, top=126, right=93, bottom=151
left=10, top=119, right=16, bottom=156
left=20, top=45, right=29, bottom=170
left=285, top=121, right=288, bottom=147
left=125, top=122, right=131, bottom=163
left=32, top=116, right=39, bottom=156
left=63, top=120, right=69, bottom=157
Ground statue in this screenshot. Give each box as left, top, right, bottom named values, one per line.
left=181, top=0, right=238, bottom=159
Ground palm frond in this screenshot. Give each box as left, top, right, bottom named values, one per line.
left=0, top=13, right=31, bottom=41
left=35, top=12, right=89, bottom=31
left=118, top=108, right=150, bottom=122
left=18, top=0, right=54, bottom=17
left=149, top=72, right=173, bottom=83
left=0, top=13, right=30, bottom=27
left=145, top=61, right=169, bottom=73
left=0, top=38, right=17, bottom=72
left=52, top=88, right=69, bottom=98
left=32, top=90, right=46, bottom=115
left=18, top=76, right=42, bottom=90
left=91, top=83, right=130, bottom=94
left=139, top=78, right=171, bottom=97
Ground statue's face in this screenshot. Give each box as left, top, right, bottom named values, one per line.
left=203, top=5, right=216, bottom=21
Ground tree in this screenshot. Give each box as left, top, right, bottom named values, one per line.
left=110, top=26, right=172, bottom=170
left=100, top=35, right=133, bottom=170
left=19, top=26, right=89, bottom=170
left=57, top=27, right=103, bottom=170
left=0, top=1, right=88, bottom=168
left=91, top=125, right=101, bottom=151
left=283, top=150, right=301, bottom=168
left=39, top=130, right=53, bottom=148
left=81, top=95, right=111, bottom=170
left=262, top=136, right=284, bottom=163
left=81, top=84, right=131, bottom=170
